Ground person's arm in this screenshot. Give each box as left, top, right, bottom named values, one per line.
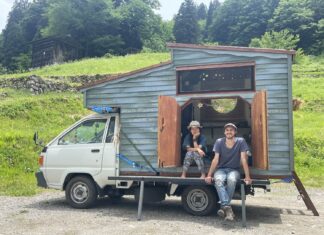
left=195, top=135, right=206, bottom=157
left=205, top=153, right=219, bottom=184
left=241, top=151, right=252, bottom=185
left=186, top=134, right=205, bottom=155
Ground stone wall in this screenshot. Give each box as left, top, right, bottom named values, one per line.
left=0, top=74, right=107, bottom=94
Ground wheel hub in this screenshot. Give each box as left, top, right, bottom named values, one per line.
left=187, top=189, right=208, bottom=212
left=71, top=183, right=89, bottom=203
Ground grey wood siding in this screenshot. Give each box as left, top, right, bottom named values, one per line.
left=84, top=47, right=293, bottom=176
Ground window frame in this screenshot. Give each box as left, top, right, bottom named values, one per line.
left=105, top=116, right=116, bottom=143
left=58, top=118, right=108, bottom=145
left=176, top=61, right=256, bottom=95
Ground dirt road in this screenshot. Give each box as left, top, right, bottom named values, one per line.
left=0, top=183, right=323, bottom=235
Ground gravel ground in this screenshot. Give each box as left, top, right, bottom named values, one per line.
left=0, top=183, right=323, bottom=235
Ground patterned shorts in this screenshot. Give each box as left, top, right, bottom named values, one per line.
left=183, top=151, right=204, bottom=173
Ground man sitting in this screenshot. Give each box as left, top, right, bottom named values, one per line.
left=181, top=121, right=206, bottom=179
left=205, top=123, right=252, bottom=221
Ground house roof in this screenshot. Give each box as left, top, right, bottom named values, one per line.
left=78, top=60, right=172, bottom=91
left=167, top=43, right=296, bottom=55
left=79, top=43, right=295, bottom=91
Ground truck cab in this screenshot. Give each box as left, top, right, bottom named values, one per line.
left=36, top=110, right=120, bottom=208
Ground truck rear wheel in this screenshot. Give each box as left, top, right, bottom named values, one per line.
left=65, top=176, right=97, bottom=209
left=181, top=185, right=217, bottom=216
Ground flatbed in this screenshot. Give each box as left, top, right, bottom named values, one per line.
left=109, top=175, right=270, bottom=227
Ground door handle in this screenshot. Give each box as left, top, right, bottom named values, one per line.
left=91, top=149, right=100, bottom=153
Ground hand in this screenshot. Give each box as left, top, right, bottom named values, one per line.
left=197, top=148, right=205, bottom=157
left=244, top=177, right=252, bottom=185
left=205, top=176, right=213, bottom=184
left=193, top=133, right=200, bottom=139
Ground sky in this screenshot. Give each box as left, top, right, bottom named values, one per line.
left=158, top=0, right=213, bottom=20
left=0, top=0, right=215, bottom=31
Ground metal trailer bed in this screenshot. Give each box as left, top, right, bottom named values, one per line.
left=109, top=176, right=270, bottom=227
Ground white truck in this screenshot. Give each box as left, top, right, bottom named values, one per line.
left=34, top=107, right=268, bottom=221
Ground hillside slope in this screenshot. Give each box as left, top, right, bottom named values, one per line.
left=0, top=53, right=170, bottom=78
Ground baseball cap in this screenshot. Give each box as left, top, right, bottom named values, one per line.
left=224, top=123, right=237, bottom=130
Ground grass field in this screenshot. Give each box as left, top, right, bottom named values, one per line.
left=0, top=53, right=170, bottom=78
left=0, top=53, right=323, bottom=195
left=0, top=89, right=89, bottom=195
left=292, top=56, right=324, bottom=187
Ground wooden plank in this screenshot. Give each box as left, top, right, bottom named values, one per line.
left=269, top=151, right=290, bottom=158
left=176, top=61, right=255, bottom=71
left=157, top=96, right=181, bottom=167
left=292, top=171, right=319, bottom=216
left=86, top=91, right=175, bottom=99
left=256, top=74, right=288, bottom=80
left=251, top=90, right=269, bottom=170
left=269, top=132, right=289, bottom=139
left=256, top=85, right=288, bottom=90
left=270, top=157, right=290, bottom=165
left=269, top=145, right=290, bottom=151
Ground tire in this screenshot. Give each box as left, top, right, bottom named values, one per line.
left=181, top=185, right=217, bottom=216
left=65, top=176, right=97, bottom=209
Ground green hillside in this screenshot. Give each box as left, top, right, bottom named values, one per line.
left=293, top=56, right=324, bottom=187
left=0, top=53, right=323, bottom=196
left=0, top=53, right=170, bottom=78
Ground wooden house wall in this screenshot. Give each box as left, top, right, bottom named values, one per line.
left=84, top=47, right=293, bottom=176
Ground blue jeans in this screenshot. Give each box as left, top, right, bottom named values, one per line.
left=214, top=168, right=240, bottom=207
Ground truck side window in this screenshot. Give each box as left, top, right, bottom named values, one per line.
left=58, top=119, right=107, bottom=145
left=106, top=117, right=116, bottom=143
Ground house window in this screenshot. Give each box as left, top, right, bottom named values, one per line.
left=177, top=63, right=255, bottom=94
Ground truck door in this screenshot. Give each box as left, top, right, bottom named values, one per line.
left=44, top=118, right=107, bottom=188
left=251, top=90, right=269, bottom=170
left=157, top=96, right=181, bottom=167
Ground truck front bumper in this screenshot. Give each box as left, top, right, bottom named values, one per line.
left=35, top=171, right=48, bottom=188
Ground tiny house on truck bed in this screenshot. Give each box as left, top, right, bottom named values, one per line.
left=79, top=43, right=317, bottom=215
left=80, top=43, right=294, bottom=177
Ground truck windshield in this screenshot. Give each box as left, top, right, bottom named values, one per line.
left=58, top=119, right=107, bottom=145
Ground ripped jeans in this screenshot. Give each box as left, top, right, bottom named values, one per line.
left=214, top=168, right=240, bottom=207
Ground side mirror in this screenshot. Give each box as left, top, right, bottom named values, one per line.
left=33, top=132, right=38, bottom=144
left=33, top=131, right=44, bottom=147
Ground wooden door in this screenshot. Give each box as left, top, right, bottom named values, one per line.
left=251, top=90, right=269, bottom=170
left=157, top=96, right=181, bottom=167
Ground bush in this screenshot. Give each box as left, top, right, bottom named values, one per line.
left=295, top=136, right=324, bottom=160
left=249, top=30, right=299, bottom=50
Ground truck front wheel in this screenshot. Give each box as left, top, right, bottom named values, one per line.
left=65, top=176, right=97, bottom=209
left=181, top=186, right=217, bottom=216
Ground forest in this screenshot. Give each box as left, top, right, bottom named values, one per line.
left=0, top=0, right=323, bottom=72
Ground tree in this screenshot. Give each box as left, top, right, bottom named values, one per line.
left=112, top=0, right=160, bottom=9
left=204, top=0, right=220, bottom=41
left=143, top=20, right=175, bottom=52
left=42, top=0, right=121, bottom=57
left=311, top=19, right=324, bottom=54
left=210, top=0, right=279, bottom=46
left=117, top=0, right=162, bottom=53
left=267, top=0, right=316, bottom=53
left=309, top=0, right=324, bottom=22
left=22, top=0, right=50, bottom=42
left=249, top=30, right=300, bottom=50
left=1, top=0, right=31, bottom=71
left=173, top=0, right=199, bottom=44
left=197, top=3, right=207, bottom=20
left=308, top=0, right=324, bottom=54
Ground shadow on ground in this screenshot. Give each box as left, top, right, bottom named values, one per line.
left=25, top=194, right=315, bottom=229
